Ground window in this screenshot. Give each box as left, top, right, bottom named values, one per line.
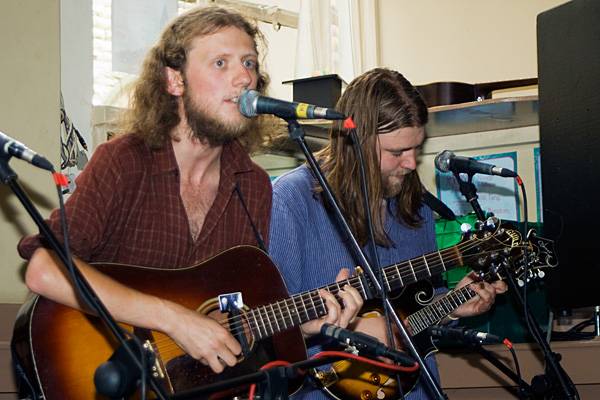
left=92, top=0, right=195, bottom=106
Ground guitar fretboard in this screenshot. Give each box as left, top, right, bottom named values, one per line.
left=406, top=285, right=477, bottom=335
left=242, top=244, right=469, bottom=341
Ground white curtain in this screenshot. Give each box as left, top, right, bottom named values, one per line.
left=294, top=0, right=379, bottom=83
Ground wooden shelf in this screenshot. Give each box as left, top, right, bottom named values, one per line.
left=426, top=95, right=538, bottom=137
left=283, top=96, right=539, bottom=141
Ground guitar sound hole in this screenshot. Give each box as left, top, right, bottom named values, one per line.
left=159, top=297, right=280, bottom=397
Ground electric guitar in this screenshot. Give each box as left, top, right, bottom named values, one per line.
left=12, top=218, right=518, bottom=399
left=316, top=231, right=557, bottom=400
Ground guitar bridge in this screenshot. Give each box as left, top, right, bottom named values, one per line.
left=143, top=340, right=167, bottom=380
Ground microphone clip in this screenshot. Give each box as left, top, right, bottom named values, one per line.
left=321, top=324, right=416, bottom=366
left=339, top=340, right=361, bottom=356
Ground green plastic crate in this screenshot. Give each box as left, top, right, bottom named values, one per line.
left=435, top=214, right=478, bottom=288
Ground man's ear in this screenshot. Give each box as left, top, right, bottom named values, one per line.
left=165, top=67, right=184, bottom=96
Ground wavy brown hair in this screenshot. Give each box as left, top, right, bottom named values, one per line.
left=118, top=6, right=269, bottom=151
left=317, top=68, right=428, bottom=246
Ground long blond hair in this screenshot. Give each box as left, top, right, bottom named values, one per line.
left=118, top=6, right=269, bottom=151
left=317, top=68, right=429, bottom=246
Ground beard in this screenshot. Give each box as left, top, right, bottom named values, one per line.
left=183, top=90, right=255, bottom=147
left=382, top=171, right=410, bottom=198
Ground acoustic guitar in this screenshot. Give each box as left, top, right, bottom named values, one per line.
left=416, top=78, right=538, bottom=107
left=317, top=232, right=557, bottom=400
left=12, top=218, right=514, bottom=399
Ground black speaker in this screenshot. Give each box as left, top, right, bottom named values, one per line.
left=538, top=0, right=600, bottom=309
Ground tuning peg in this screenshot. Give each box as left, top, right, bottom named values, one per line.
left=517, top=279, right=525, bottom=287
left=537, top=270, right=545, bottom=279
left=485, top=217, right=499, bottom=228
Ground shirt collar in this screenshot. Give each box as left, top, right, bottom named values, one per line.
left=150, top=139, right=255, bottom=176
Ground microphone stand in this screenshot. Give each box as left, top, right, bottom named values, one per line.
left=349, top=128, right=406, bottom=397
left=285, top=119, right=447, bottom=400
left=0, top=156, right=168, bottom=400
left=452, top=171, right=486, bottom=221
left=501, top=263, right=578, bottom=399
left=451, top=171, right=578, bottom=399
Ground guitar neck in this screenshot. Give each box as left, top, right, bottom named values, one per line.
left=406, top=285, right=477, bottom=335
left=247, top=242, right=468, bottom=341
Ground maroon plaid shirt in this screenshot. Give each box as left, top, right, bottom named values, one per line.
left=18, top=133, right=271, bottom=268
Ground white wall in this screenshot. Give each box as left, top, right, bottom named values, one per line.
left=249, top=0, right=300, bottom=100
left=257, top=21, right=298, bottom=100
left=377, top=0, right=567, bottom=85
left=0, top=1, right=60, bottom=302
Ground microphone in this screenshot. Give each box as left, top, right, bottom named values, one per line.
left=238, top=89, right=346, bottom=120
left=1, top=131, right=54, bottom=171
left=320, top=324, right=416, bottom=366
left=434, top=150, right=517, bottom=178
left=428, top=325, right=503, bottom=345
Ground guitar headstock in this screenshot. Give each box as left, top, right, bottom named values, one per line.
left=512, top=230, right=558, bottom=286
left=460, top=217, right=521, bottom=270
left=460, top=218, right=558, bottom=284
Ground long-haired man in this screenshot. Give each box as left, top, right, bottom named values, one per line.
left=269, top=68, right=507, bottom=399
left=21, top=6, right=278, bottom=374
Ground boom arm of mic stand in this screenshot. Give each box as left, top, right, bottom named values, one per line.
left=0, top=159, right=169, bottom=400
left=285, top=120, right=447, bottom=400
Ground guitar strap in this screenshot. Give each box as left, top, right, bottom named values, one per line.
left=234, top=181, right=267, bottom=252
left=423, top=189, right=456, bottom=221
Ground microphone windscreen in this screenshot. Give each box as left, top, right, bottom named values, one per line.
left=434, top=150, right=453, bottom=172
left=238, top=89, right=259, bottom=117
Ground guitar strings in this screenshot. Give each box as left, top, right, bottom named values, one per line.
left=219, top=233, right=512, bottom=336
left=407, top=284, right=478, bottom=334
left=149, top=234, right=516, bottom=356
left=409, top=240, right=536, bottom=333
left=221, top=245, right=487, bottom=336
left=149, top=239, right=501, bottom=357
left=149, top=235, right=509, bottom=355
